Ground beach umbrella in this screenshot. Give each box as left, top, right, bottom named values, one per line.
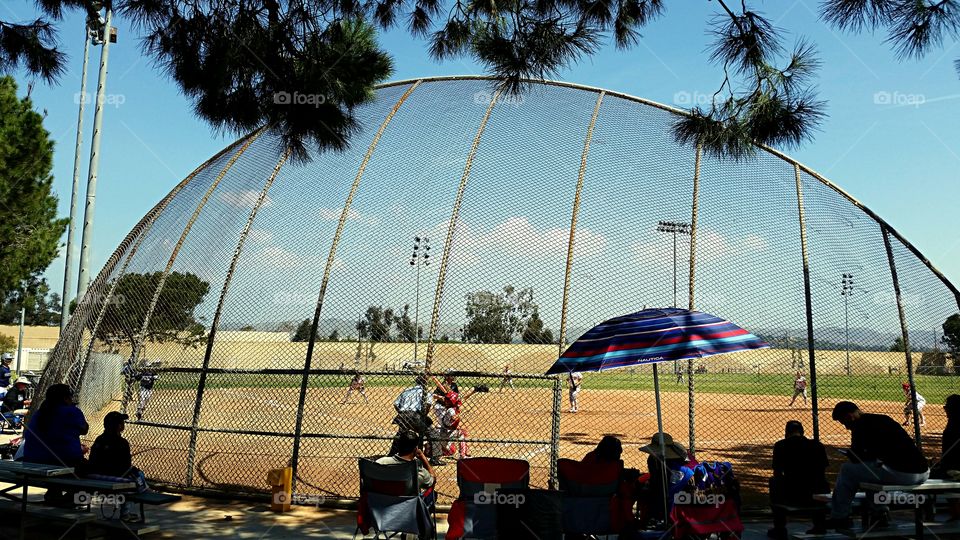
left=545, top=307, right=769, bottom=521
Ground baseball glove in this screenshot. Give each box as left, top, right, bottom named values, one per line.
left=472, top=384, right=491, bottom=393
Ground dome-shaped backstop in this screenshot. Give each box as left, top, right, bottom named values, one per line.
left=45, top=76, right=959, bottom=505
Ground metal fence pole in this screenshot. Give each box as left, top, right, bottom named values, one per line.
left=549, top=376, right=561, bottom=490
left=793, top=165, right=820, bottom=441
left=883, top=227, right=922, bottom=447
left=687, top=144, right=701, bottom=456
left=290, top=83, right=420, bottom=492
left=186, top=149, right=290, bottom=487
left=558, top=91, right=604, bottom=355
left=424, top=89, right=501, bottom=370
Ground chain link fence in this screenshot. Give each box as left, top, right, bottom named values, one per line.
left=37, top=76, right=959, bottom=508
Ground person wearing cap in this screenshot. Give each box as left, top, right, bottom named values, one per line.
left=391, top=374, right=443, bottom=465
left=135, top=361, right=161, bottom=421
left=901, top=382, right=926, bottom=427
left=1, top=378, right=31, bottom=427
left=88, top=412, right=149, bottom=520
left=0, top=353, right=13, bottom=388
left=639, top=432, right=694, bottom=526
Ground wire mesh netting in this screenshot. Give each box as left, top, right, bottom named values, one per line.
left=40, top=77, right=960, bottom=507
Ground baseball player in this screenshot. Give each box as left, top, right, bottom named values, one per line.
left=498, top=364, right=515, bottom=392
left=568, top=371, right=583, bottom=413
left=789, top=371, right=807, bottom=406
left=902, top=382, right=926, bottom=427
left=0, top=353, right=13, bottom=389
left=675, top=363, right=684, bottom=384
left=135, top=361, right=160, bottom=421
left=342, top=371, right=368, bottom=403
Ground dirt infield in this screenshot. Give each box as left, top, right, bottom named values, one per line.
left=114, top=384, right=947, bottom=507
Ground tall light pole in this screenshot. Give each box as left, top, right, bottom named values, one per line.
left=61, top=17, right=98, bottom=332
left=656, top=221, right=692, bottom=308
left=841, top=273, right=854, bottom=376
left=77, top=2, right=116, bottom=301
left=657, top=221, right=691, bottom=377
left=410, top=236, right=430, bottom=362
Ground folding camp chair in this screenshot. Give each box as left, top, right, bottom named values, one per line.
left=356, top=458, right=436, bottom=539
left=557, top=457, right=630, bottom=535
left=446, top=457, right=530, bottom=540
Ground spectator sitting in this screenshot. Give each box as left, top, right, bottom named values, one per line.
left=377, top=430, right=437, bottom=507
left=639, top=432, right=694, bottom=527
left=932, top=394, right=960, bottom=521
left=88, top=412, right=150, bottom=521
left=827, top=401, right=929, bottom=531
left=23, top=383, right=90, bottom=506
left=2, top=379, right=31, bottom=426
left=767, top=420, right=829, bottom=539
left=582, top=435, right=640, bottom=527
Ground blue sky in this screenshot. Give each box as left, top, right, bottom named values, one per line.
left=6, top=0, right=960, bottom=311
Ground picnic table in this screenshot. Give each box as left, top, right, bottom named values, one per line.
left=0, top=461, right=76, bottom=540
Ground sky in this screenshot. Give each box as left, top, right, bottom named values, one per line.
left=5, top=0, right=960, bottom=325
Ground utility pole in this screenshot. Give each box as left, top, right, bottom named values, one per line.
left=842, top=273, right=854, bottom=376
left=77, top=2, right=116, bottom=301
left=62, top=17, right=97, bottom=332
left=410, top=236, right=430, bottom=363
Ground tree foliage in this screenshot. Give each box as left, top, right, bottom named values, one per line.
left=521, top=309, right=555, bottom=344
left=943, top=313, right=960, bottom=357
left=0, top=277, right=62, bottom=326
left=6, top=1, right=958, bottom=159
left=890, top=335, right=906, bottom=352
left=0, top=333, right=15, bottom=353
left=358, top=305, right=395, bottom=342
left=291, top=318, right=312, bottom=342
left=0, top=76, right=68, bottom=301
left=463, top=285, right=539, bottom=344
left=90, top=271, right=210, bottom=352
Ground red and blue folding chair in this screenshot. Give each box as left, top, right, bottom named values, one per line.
left=446, top=457, right=530, bottom=540
left=557, top=457, right=630, bottom=535
left=356, top=458, right=436, bottom=539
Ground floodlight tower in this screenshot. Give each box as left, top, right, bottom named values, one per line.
left=410, top=236, right=430, bottom=362
left=841, top=273, right=854, bottom=376
left=656, top=221, right=692, bottom=308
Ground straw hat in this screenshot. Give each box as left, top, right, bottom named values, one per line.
left=638, top=432, right=688, bottom=460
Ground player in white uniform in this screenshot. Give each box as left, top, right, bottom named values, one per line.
left=902, top=382, right=926, bottom=427
left=789, top=371, right=807, bottom=406
left=568, top=371, right=583, bottom=413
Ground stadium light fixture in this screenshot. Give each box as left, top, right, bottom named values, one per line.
left=841, top=273, right=854, bottom=376
left=656, top=221, right=692, bottom=308
left=410, top=236, right=430, bottom=362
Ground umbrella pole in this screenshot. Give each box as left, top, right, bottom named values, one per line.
left=652, top=363, right=669, bottom=527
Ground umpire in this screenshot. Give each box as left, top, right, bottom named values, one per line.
left=391, top=374, right=444, bottom=466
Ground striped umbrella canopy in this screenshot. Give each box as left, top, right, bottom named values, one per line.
left=546, top=308, right=769, bottom=374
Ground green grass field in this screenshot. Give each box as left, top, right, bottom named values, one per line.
left=155, top=370, right=957, bottom=404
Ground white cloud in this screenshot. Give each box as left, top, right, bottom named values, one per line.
left=219, top=189, right=272, bottom=209
left=632, top=229, right=766, bottom=265
left=318, top=207, right=379, bottom=225
left=428, top=216, right=606, bottom=263
left=260, top=245, right=302, bottom=269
